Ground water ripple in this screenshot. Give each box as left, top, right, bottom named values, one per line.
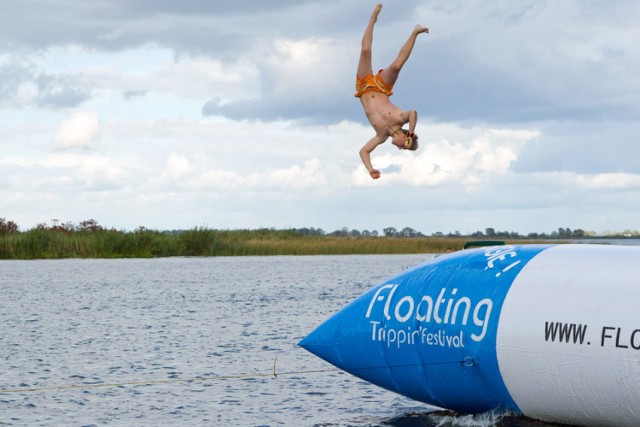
left=0, top=256, right=556, bottom=426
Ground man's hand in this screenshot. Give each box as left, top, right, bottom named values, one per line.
left=360, top=135, right=387, bottom=179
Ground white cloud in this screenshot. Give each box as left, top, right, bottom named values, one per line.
left=165, top=153, right=191, bottom=178
left=266, top=158, right=327, bottom=188
left=192, top=159, right=329, bottom=192
left=22, top=153, right=129, bottom=191
left=559, top=172, right=640, bottom=190
left=263, top=37, right=353, bottom=101
left=129, top=52, right=260, bottom=102
left=75, top=155, right=129, bottom=190
left=53, top=111, right=101, bottom=151
left=194, top=168, right=243, bottom=191
left=21, top=46, right=261, bottom=114
left=353, top=125, right=540, bottom=187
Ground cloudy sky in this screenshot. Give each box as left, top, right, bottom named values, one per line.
left=1, top=1, right=639, bottom=235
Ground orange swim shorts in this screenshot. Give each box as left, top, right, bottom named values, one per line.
left=354, top=70, right=394, bottom=97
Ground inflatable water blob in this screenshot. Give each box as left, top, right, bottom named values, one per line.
left=299, top=244, right=640, bottom=427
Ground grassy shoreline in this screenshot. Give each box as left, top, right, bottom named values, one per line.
left=0, top=227, right=563, bottom=259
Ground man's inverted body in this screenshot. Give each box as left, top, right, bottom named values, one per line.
left=356, top=4, right=428, bottom=179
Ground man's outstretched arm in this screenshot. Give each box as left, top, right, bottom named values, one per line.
left=359, top=135, right=387, bottom=179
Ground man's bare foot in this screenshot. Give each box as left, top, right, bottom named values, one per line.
left=371, top=4, right=382, bottom=22
left=414, top=25, right=429, bottom=35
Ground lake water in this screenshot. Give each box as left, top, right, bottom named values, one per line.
left=0, top=255, right=570, bottom=426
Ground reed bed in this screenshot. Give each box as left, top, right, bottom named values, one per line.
left=0, top=227, right=500, bottom=259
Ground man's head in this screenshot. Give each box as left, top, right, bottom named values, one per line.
left=391, top=129, right=419, bottom=151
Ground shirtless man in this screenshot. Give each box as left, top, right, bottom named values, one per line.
left=356, top=4, right=428, bottom=179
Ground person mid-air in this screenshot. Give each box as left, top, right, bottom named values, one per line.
left=355, top=4, right=428, bottom=179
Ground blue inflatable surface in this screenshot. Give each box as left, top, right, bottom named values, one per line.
left=301, top=244, right=640, bottom=427
left=299, top=245, right=550, bottom=413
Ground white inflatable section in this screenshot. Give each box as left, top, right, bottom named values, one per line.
left=497, top=245, right=640, bottom=427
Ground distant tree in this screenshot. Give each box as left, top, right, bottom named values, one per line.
left=400, top=227, right=418, bottom=237
left=432, top=231, right=444, bottom=237
left=383, top=227, right=397, bottom=237
left=50, top=219, right=74, bottom=233
left=558, top=227, right=572, bottom=238
left=0, top=218, right=18, bottom=234
left=329, top=227, right=349, bottom=237
left=79, top=219, right=103, bottom=233
left=294, top=227, right=325, bottom=236
left=485, top=228, right=496, bottom=237
left=572, top=229, right=585, bottom=238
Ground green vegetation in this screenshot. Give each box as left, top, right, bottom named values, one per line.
left=0, top=223, right=465, bottom=259
left=0, top=218, right=637, bottom=260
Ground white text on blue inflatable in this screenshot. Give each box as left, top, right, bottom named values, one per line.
left=365, top=284, right=492, bottom=348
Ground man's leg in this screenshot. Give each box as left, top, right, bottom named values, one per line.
left=356, top=4, right=382, bottom=79
left=380, top=25, right=428, bottom=86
